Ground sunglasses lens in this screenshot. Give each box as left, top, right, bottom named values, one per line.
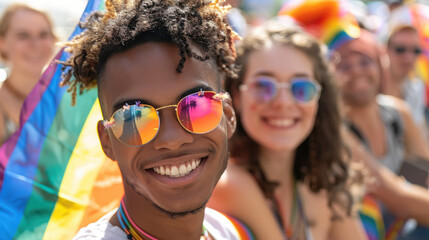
left=251, top=78, right=276, bottom=102
left=177, top=92, right=223, bottom=134
left=111, top=105, right=159, bottom=146
left=291, top=80, right=318, bottom=103
left=395, top=47, right=406, bottom=54
left=414, top=48, right=422, bottom=55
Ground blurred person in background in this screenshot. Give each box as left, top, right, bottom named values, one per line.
left=0, top=3, right=56, bottom=145
left=384, top=24, right=427, bottom=129
left=335, top=28, right=429, bottom=180
left=335, top=28, right=429, bottom=239
left=208, top=21, right=367, bottom=240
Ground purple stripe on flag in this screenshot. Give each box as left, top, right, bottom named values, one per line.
left=0, top=55, right=60, bottom=161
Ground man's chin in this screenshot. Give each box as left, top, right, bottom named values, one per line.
left=154, top=201, right=207, bottom=219
left=345, top=96, right=374, bottom=108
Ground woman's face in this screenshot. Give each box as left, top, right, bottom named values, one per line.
left=0, top=9, right=55, bottom=76
left=237, top=44, right=319, bottom=151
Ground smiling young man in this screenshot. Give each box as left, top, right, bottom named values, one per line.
left=61, top=0, right=241, bottom=239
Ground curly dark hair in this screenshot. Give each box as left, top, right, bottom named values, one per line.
left=60, top=0, right=239, bottom=104
left=226, top=20, right=354, bottom=218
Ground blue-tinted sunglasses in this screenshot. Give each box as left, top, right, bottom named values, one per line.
left=239, top=77, right=322, bottom=104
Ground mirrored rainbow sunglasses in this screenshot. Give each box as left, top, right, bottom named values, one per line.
left=103, top=90, right=230, bottom=146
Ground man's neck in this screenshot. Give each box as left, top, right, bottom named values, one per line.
left=345, top=101, right=380, bottom=129
left=388, top=71, right=408, bottom=98
left=114, top=186, right=206, bottom=240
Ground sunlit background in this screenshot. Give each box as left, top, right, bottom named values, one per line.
left=0, top=0, right=428, bottom=82
left=0, top=0, right=88, bottom=81
left=0, top=0, right=87, bottom=40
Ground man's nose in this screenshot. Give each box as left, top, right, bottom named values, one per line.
left=152, top=109, right=194, bottom=150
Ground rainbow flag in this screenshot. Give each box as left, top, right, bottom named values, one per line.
left=359, top=194, right=406, bottom=240
left=0, top=0, right=123, bottom=239
left=278, top=0, right=360, bottom=50
left=409, top=4, right=429, bottom=107
left=359, top=195, right=385, bottom=240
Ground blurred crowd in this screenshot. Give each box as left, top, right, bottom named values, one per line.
left=1, top=0, right=429, bottom=239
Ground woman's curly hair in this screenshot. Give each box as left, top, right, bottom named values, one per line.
left=60, top=0, right=239, bottom=104
left=226, top=20, right=355, bottom=219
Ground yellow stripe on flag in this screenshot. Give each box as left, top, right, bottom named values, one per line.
left=43, top=100, right=113, bottom=239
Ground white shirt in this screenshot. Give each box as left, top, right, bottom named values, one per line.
left=73, top=208, right=242, bottom=240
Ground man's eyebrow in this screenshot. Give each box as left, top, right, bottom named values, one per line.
left=178, top=85, right=214, bottom=100
left=110, top=85, right=215, bottom=115
left=112, top=98, right=155, bottom=114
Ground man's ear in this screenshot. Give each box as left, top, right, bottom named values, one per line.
left=97, top=120, right=116, bottom=161
left=223, top=100, right=236, bottom=139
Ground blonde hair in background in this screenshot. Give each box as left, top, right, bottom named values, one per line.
left=0, top=3, right=57, bottom=60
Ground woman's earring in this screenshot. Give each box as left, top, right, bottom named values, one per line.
left=0, top=67, right=8, bottom=83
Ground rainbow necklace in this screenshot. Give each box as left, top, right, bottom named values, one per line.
left=117, top=199, right=212, bottom=240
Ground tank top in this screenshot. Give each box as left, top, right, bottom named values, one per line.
left=347, top=95, right=405, bottom=173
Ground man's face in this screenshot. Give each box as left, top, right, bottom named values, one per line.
left=97, top=42, right=235, bottom=215
left=387, top=28, right=421, bottom=80
left=335, top=52, right=380, bottom=107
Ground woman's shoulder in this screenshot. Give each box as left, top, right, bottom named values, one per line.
left=212, top=161, right=262, bottom=200
left=208, top=162, right=285, bottom=239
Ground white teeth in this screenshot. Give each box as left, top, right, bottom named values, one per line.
left=268, top=119, right=294, bottom=127
left=179, top=165, right=187, bottom=175
left=152, top=159, right=202, bottom=178
left=171, top=166, right=179, bottom=177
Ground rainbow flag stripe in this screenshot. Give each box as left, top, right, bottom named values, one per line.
left=409, top=4, right=429, bottom=106
left=278, top=0, right=360, bottom=50
left=359, top=195, right=385, bottom=240
left=0, top=0, right=123, bottom=239
left=359, top=194, right=407, bottom=240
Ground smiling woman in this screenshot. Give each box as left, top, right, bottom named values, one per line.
left=208, top=20, right=367, bottom=240
left=0, top=3, right=56, bottom=145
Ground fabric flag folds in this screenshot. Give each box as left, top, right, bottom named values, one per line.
left=0, top=0, right=123, bottom=239
left=278, top=0, right=360, bottom=50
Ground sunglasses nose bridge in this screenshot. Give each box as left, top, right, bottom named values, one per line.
left=155, top=104, right=183, bottom=131
left=276, top=82, right=291, bottom=89
left=156, top=104, right=177, bottom=111
left=152, top=106, right=194, bottom=150
left=271, top=82, right=295, bottom=104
